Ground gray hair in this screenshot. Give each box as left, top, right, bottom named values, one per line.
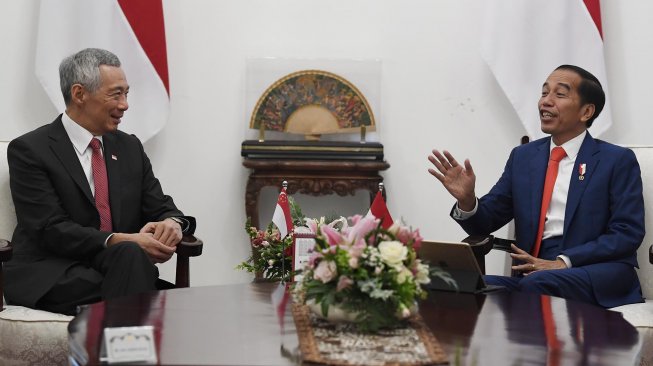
left=59, top=48, right=121, bottom=105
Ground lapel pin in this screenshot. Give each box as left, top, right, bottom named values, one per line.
left=578, top=163, right=586, bottom=181
left=111, top=154, right=118, bottom=160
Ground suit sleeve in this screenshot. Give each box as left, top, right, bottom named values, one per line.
left=562, top=148, right=645, bottom=266
left=452, top=148, right=517, bottom=236
left=8, top=138, right=108, bottom=260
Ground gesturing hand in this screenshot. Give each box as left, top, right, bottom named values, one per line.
left=510, top=244, right=567, bottom=274
left=428, top=149, right=476, bottom=210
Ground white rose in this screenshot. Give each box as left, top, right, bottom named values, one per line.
left=313, top=260, right=337, bottom=283
left=396, top=267, right=413, bottom=284
left=378, top=241, right=408, bottom=267
left=415, top=263, right=431, bottom=284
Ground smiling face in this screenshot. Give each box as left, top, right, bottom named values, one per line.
left=539, top=69, right=595, bottom=145
left=71, top=65, right=129, bottom=136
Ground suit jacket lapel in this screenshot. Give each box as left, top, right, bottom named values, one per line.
left=103, top=133, right=122, bottom=230
left=563, top=133, right=598, bottom=236
left=48, top=117, right=94, bottom=204
left=528, top=138, right=551, bottom=247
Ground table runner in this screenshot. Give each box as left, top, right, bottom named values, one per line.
left=292, top=303, right=448, bottom=365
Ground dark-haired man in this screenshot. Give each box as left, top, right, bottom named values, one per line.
left=428, top=65, right=644, bottom=308
left=5, top=48, right=196, bottom=315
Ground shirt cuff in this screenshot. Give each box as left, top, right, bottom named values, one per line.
left=452, top=198, right=478, bottom=220
left=104, top=233, right=114, bottom=248
left=557, top=254, right=572, bottom=268
left=170, top=217, right=190, bottom=233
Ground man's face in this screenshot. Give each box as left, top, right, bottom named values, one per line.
left=81, top=65, right=129, bottom=135
left=538, top=69, right=593, bottom=145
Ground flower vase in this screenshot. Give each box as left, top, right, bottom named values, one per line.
left=307, top=300, right=418, bottom=325
left=307, top=300, right=360, bottom=323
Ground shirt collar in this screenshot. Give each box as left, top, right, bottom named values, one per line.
left=549, top=130, right=586, bottom=160
left=61, top=112, right=103, bottom=153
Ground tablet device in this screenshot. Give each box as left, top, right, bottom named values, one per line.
left=418, top=240, right=504, bottom=293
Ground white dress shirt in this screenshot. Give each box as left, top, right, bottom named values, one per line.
left=61, top=112, right=104, bottom=196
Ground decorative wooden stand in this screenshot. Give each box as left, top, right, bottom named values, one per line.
left=243, top=159, right=390, bottom=229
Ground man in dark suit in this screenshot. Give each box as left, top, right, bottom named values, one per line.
left=428, top=65, right=644, bottom=308
left=4, top=48, right=195, bottom=315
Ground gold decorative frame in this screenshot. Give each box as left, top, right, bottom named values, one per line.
left=250, top=70, right=376, bottom=137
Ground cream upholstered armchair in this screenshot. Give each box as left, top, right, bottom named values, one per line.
left=0, top=141, right=203, bottom=365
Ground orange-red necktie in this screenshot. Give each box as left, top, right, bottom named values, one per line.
left=90, top=138, right=112, bottom=232
left=532, top=147, right=566, bottom=258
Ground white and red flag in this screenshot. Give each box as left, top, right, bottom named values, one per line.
left=369, top=190, right=394, bottom=230
left=272, top=187, right=293, bottom=238
left=480, top=0, right=611, bottom=140
left=35, top=0, right=170, bottom=142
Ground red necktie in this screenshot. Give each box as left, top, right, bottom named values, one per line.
left=532, top=146, right=566, bottom=258
left=90, top=138, right=112, bottom=231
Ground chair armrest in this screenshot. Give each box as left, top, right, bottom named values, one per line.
left=174, top=234, right=203, bottom=288
left=462, top=235, right=514, bottom=275
left=175, top=234, right=203, bottom=257
left=0, top=239, right=11, bottom=262
left=1, top=239, right=12, bottom=312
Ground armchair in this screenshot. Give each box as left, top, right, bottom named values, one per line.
left=0, top=140, right=203, bottom=365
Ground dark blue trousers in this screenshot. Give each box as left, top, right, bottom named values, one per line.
left=484, top=237, right=598, bottom=306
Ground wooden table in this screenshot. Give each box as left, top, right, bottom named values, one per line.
left=243, top=159, right=390, bottom=229
left=68, top=283, right=643, bottom=365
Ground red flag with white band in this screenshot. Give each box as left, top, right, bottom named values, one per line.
left=480, top=0, right=611, bottom=140
left=272, top=187, right=293, bottom=238
left=35, top=0, right=169, bottom=142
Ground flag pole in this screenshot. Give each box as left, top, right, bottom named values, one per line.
left=281, top=180, right=288, bottom=285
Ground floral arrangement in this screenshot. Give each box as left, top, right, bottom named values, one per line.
left=237, top=198, right=305, bottom=281
left=296, top=215, right=455, bottom=332
left=237, top=220, right=295, bottom=281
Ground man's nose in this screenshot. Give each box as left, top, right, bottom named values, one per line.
left=118, top=96, right=129, bottom=111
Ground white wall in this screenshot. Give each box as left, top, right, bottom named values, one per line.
left=1, top=1, right=651, bottom=285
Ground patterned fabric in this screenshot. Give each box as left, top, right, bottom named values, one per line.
left=292, top=303, right=447, bottom=365
left=90, top=138, right=112, bottom=231
left=0, top=306, right=71, bottom=366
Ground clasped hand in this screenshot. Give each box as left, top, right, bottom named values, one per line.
left=109, top=219, right=182, bottom=263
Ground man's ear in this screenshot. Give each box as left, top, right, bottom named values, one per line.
left=70, top=84, right=85, bottom=105
left=580, top=104, right=595, bottom=123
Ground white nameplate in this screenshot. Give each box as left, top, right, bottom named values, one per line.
left=294, top=227, right=316, bottom=282
left=104, top=326, right=157, bottom=364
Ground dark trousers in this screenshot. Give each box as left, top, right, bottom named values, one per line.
left=36, top=242, right=162, bottom=315
left=483, top=237, right=599, bottom=306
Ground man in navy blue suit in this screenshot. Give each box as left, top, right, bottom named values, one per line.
left=428, top=65, right=644, bottom=308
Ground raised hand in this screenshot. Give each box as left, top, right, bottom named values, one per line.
left=428, top=149, right=476, bottom=211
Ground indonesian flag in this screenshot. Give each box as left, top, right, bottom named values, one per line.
left=272, top=187, right=293, bottom=238
left=369, top=190, right=393, bottom=229
left=480, top=0, right=612, bottom=140
left=35, top=0, right=169, bottom=142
